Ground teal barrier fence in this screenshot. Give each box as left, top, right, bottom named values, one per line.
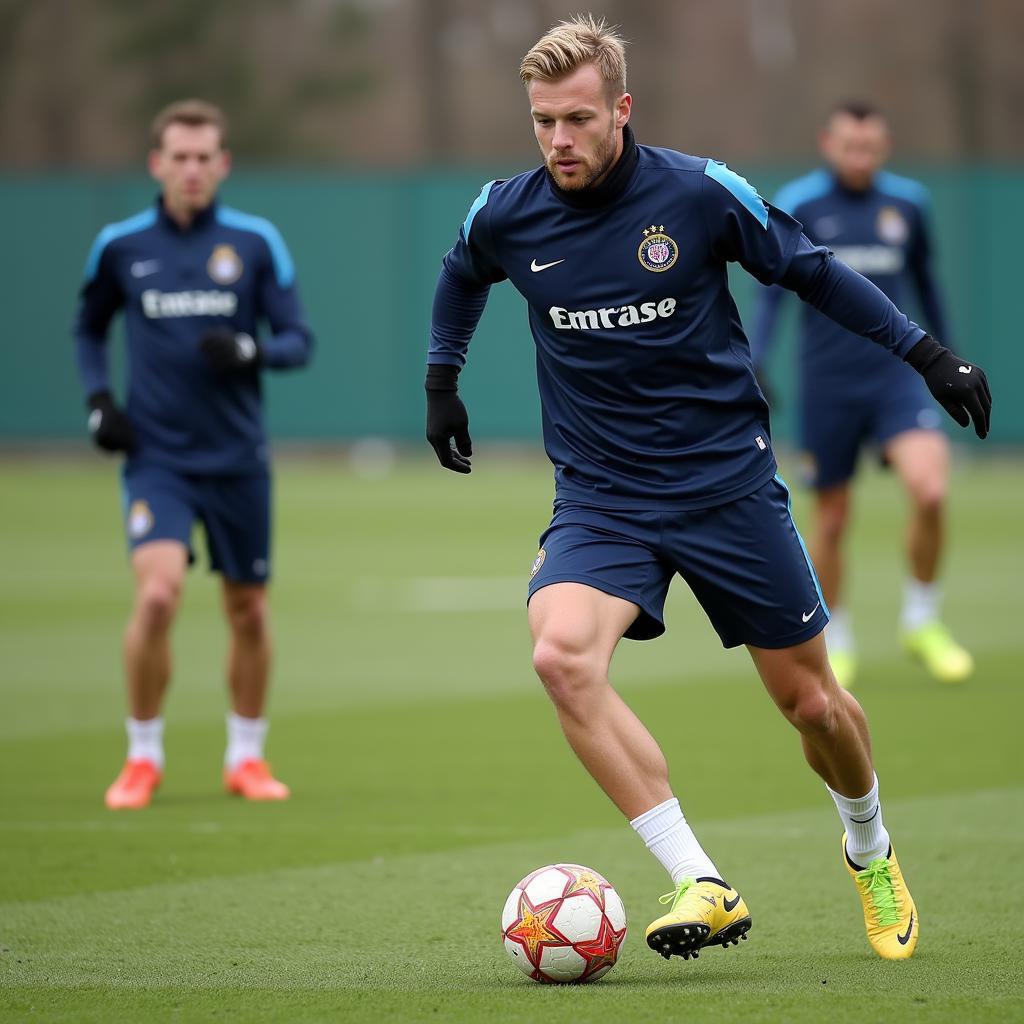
left=1, top=167, right=1020, bottom=444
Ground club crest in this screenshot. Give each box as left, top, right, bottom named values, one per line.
left=530, top=549, right=546, bottom=579
left=876, top=207, right=908, bottom=245
left=208, top=244, right=243, bottom=284
left=127, top=500, right=154, bottom=539
left=638, top=224, right=678, bottom=273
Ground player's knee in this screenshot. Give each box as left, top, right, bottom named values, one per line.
left=532, top=636, right=599, bottom=710
left=794, top=688, right=835, bottom=735
left=135, top=576, right=181, bottom=630
left=780, top=682, right=835, bottom=736
left=909, top=477, right=946, bottom=517
left=817, top=505, right=849, bottom=545
left=225, top=593, right=268, bottom=640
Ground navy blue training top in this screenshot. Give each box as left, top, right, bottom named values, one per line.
left=428, top=131, right=925, bottom=510
left=74, top=198, right=313, bottom=475
left=750, top=168, right=949, bottom=397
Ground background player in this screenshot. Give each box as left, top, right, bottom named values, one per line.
left=425, top=17, right=990, bottom=962
left=751, top=101, right=971, bottom=688
left=74, top=99, right=313, bottom=809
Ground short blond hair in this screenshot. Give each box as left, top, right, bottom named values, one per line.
left=151, top=99, right=228, bottom=149
left=519, top=14, right=626, bottom=101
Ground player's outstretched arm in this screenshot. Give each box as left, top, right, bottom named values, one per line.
left=779, top=237, right=991, bottom=437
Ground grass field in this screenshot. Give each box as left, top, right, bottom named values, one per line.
left=1, top=452, right=1022, bottom=1023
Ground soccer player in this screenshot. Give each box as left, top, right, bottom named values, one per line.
left=74, top=100, right=313, bottom=809
left=751, top=102, right=973, bottom=689
left=425, top=17, right=991, bottom=961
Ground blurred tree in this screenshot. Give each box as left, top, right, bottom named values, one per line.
left=101, top=0, right=375, bottom=160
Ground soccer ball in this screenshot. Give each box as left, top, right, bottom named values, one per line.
left=500, top=863, right=627, bottom=983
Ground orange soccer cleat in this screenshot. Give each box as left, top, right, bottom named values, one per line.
left=224, top=758, right=291, bottom=801
left=105, top=758, right=162, bottom=810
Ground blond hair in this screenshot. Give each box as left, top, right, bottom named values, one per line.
left=520, top=14, right=626, bottom=100
left=151, top=99, right=228, bottom=149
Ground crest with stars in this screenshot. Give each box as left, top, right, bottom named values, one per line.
left=637, top=223, right=679, bottom=272
left=501, top=863, right=628, bottom=983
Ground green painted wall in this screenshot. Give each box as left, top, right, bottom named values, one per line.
left=1, top=167, right=1019, bottom=445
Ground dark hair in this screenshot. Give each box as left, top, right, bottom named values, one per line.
left=829, top=99, right=884, bottom=121
left=151, top=99, right=228, bottom=148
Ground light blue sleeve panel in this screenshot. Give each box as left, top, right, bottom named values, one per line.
left=704, top=160, right=769, bottom=228
left=83, top=208, right=157, bottom=281
left=773, top=169, right=832, bottom=216
left=462, top=180, right=496, bottom=242
left=216, top=206, right=296, bottom=287
left=876, top=170, right=931, bottom=210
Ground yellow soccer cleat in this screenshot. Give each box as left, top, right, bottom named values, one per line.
left=645, top=878, right=751, bottom=960
left=843, top=834, right=919, bottom=959
left=829, top=649, right=857, bottom=690
left=902, top=621, right=973, bottom=683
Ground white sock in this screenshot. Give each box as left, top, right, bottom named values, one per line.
left=225, top=712, right=268, bottom=770
left=825, top=606, right=854, bottom=653
left=827, top=773, right=890, bottom=866
left=630, top=797, right=722, bottom=885
left=126, top=716, right=164, bottom=769
left=901, top=578, right=941, bottom=632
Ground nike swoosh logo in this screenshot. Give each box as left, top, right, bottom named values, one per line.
left=530, top=258, right=565, bottom=273
left=849, top=805, right=879, bottom=824
left=131, top=260, right=161, bottom=278
left=802, top=602, right=820, bottom=623
left=897, top=911, right=914, bottom=945
left=723, top=893, right=741, bottom=912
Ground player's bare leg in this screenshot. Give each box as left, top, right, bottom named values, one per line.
left=749, top=633, right=872, bottom=795
left=107, top=541, right=187, bottom=809
left=221, top=580, right=288, bottom=800
left=124, top=541, right=187, bottom=719
left=529, top=582, right=669, bottom=817
left=810, top=483, right=857, bottom=687
left=885, top=430, right=947, bottom=582
left=222, top=581, right=271, bottom=718
left=749, top=633, right=918, bottom=958
left=884, top=429, right=971, bottom=681
left=530, top=582, right=747, bottom=959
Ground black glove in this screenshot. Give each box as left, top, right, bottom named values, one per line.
left=199, top=328, right=260, bottom=370
left=425, top=364, right=472, bottom=473
left=87, top=390, right=135, bottom=453
left=904, top=335, right=992, bottom=439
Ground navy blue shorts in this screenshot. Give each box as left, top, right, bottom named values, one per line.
left=121, top=462, right=271, bottom=584
left=527, top=476, right=828, bottom=648
left=798, top=376, right=942, bottom=490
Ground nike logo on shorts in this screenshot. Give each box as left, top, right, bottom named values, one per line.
left=802, top=602, right=820, bottom=623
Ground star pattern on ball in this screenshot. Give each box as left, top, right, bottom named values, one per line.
left=562, top=866, right=607, bottom=905
left=505, top=894, right=567, bottom=965
left=574, top=914, right=627, bottom=978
